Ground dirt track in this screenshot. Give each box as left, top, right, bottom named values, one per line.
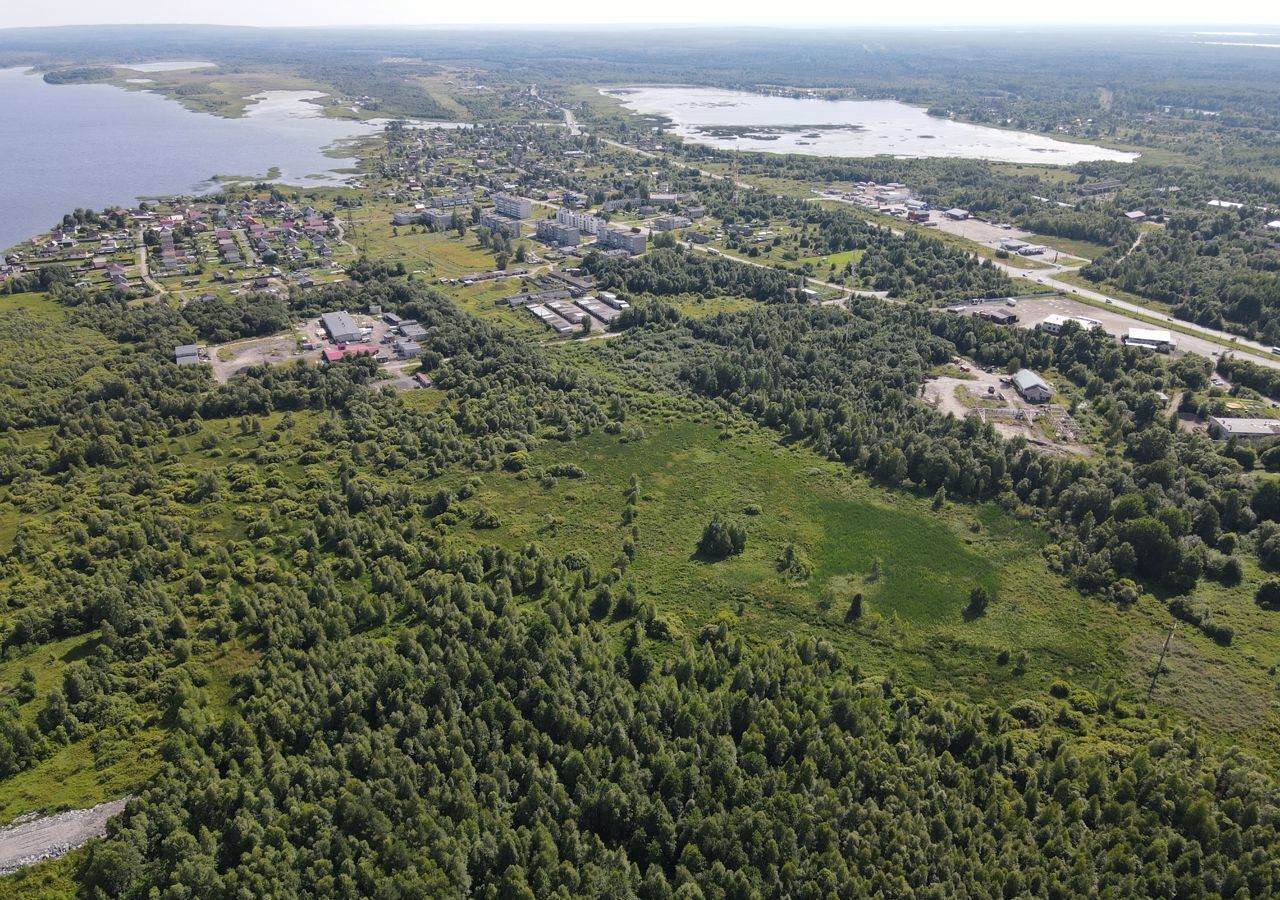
left=0, top=797, right=130, bottom=876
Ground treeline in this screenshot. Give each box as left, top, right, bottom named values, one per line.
left=1083, top=209, right=1280, bottom=341
left=68, top=472, right=1280, bottom=898
left=582, top=246, right=801, bottom=303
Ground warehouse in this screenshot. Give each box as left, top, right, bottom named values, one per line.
left=547, top=300, right=588, bottom=325
left=1012, top=369, right=1053, bottom=403
left=321, top=310, right=362, bottom=344
left=977, top=308, right=1018, bottom=325
left=575, top=297, right=619, bottom=323
left=527, top=304, right=575, bottom=335
left=1208, top=417, right=1280, bottom=441
left=1124, top=327, right=1175, bottom=352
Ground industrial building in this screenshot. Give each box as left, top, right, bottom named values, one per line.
left=1012, top=369, right=1053, bottom=403
left=597, top=291, right=629, bottom=310
left=527, top=304, right=575, bottom=335
left=321, top=310, right=362, bottom=344
left=322, top=344, right=380, bottom=364
left=596, top=228, right=646, bottom=255
left=1123, top=327, right=1175, bottom=352
left=575, top=297, right=619, bottom=323
left=1079, top=179, right=1123, bottom=196
left=977, top=308, right=1018, bottom=325
left=1208, top=417, right=1280, bottom=441
left=547, top=300, right=588, bottom=325
left=943, top=208, right=970, bottom=220
left=174, top=344, right=201, bottom=366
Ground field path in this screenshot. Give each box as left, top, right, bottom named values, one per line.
left=0, top=797, right=130, bottom=876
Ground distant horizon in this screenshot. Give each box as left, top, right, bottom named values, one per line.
left=3, top=0, right=1280, bottom=31
left=3, top=21, right=1280, bottom=31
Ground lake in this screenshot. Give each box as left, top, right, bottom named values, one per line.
left=0, top=68, right=397, bottom=251
left=603, top=86, right=1139, bottom=165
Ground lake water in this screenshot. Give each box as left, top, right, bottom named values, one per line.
left=117, top=61, right=216, bottom=72
left=0, top=68, right=395, bottom=250
left=604, top=86, right=1139, bottom=165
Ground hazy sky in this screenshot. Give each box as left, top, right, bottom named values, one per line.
left=3, top=0, right=1280, bottom=28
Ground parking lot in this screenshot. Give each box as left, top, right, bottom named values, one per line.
left=931, top=215, right=1029, bottom=248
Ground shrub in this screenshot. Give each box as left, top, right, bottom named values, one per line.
left=1256, top=580, right=1280, bottom=610
left=966, top=587, right=991, bottom=617
left=698, top=514, right=747, bottom=559
left=1008, top=699, right=1048, bottom=727
left=1068, top=689, right=1099, bottom=714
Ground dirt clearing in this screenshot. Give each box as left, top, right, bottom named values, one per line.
left=0, top=797, right=130, bottom=875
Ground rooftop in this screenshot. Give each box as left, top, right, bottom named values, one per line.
left=1012, top=369, right=1051, bottom=393
left=1211, top=417, right=1280, bottom=438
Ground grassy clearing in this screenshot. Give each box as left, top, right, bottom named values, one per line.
left=1025, top=234, right=1111, bottom=261
left=797, top=249, right=863, bottom=271
left=444, top=410, right=1141, bottom=713
left=3, top=854, right=79, bottom=899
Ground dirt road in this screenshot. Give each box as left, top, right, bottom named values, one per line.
left=0, top=797, right=130, bottom=875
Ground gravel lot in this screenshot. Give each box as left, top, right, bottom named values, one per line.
left=0, top=797, right=130, bottom=875
left=930, top=214, right=1029, bottom=248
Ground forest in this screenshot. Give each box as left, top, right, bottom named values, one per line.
left=0, top=234, right=1279, bottom=897
left=2, top=267, right=1280, bottom=897
left=1083, top=209, right=1280, bottom=341
left=4, top=23, right=1280, bottom=894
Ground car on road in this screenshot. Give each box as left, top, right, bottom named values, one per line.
left=1271, top=346, right=1280, bottom=355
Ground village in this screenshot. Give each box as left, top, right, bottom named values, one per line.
left=3, top=115, right=1274, bottom=444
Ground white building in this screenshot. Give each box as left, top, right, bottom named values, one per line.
left=1124, top=327, right=1175, bottom=352
left=1208, top=417, right=1280, bottom=441
left=492, top=193, right=533, bottom=220
left=1041, top=314, right=1102, bottom=334
left=321, top=310, right=362, bottom=344
left=557, top=208, right=608, bottom=235
left=1012, top=369, right=1053, bottom=403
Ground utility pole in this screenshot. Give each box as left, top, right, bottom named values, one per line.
left=1146, top=623, right=1176, bottom=703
